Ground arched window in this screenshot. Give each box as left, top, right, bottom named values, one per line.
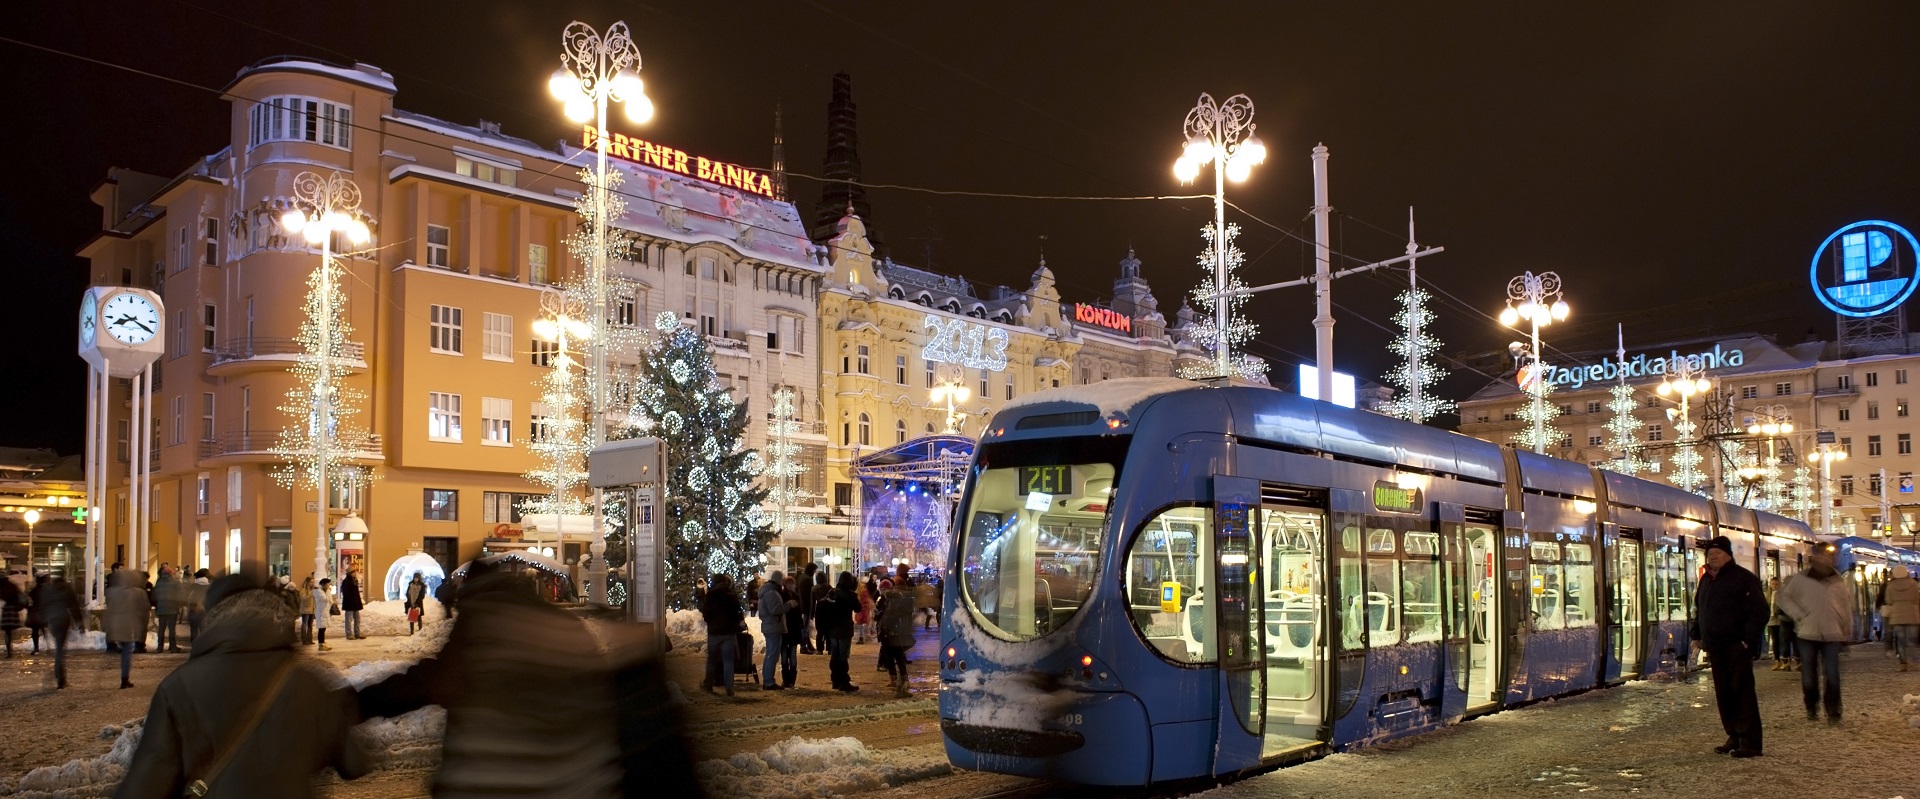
left=926, top=422, right=936, bottom=435
left=895, top=419, right=907, bottom=443
left=858, top=413, right=871, bottom=446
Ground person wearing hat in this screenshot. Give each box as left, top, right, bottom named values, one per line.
left=1689, top=535, right=1770, bottom=757
left=1777, top=544, right=1854, bottom=726
left=1884, top=565, right=1920, bottom=672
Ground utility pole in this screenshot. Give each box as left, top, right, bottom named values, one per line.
left=1312, top=144, right=1333, bottom=401
left=1881, top=467, right=1892, bottom=538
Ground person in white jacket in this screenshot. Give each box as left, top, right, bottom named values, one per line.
left=1776, top=548, right=1854, bottom=725
left=312, top=577, right=335, bottom=652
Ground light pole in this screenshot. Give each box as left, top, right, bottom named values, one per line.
left=929, top=370, right=972, bottom=435
left=279, top=172, right=371, bottom=584
left=1657, top=357, right=1714, bottom=495
left=550, top=20, right=653, bottom=603
left=1173, top=93, right=1265, bottom=379
left=22, top=509, right=38, bottom=575
left=530, top=291, right=594, bottom=565
left=1743, top=407, right=1794, bottom=510
left=1807, top=445, right=1848, bottom=536
left=1497, top=271, right=1570, bottom=453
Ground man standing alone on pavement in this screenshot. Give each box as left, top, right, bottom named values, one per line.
left=1690, top=535, right=1769, bottom=757
left=1778, top=545, right=1854, bottom=724
left=339, top=568, right=365, bottom=640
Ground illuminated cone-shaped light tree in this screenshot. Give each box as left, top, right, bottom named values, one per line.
left=630, top=312, right=772, bottom=606
left=1666, top=414, right=1708, bottom=494
left=1790, top=466, right=1816, bottom=522
left=1178, top=223, right=1267, bottom=381
left=521, top=290, right=594, bottom=526
left=1603, top=382, right=1656, bottom=476
left=764, top=386, right=820, bottom=548
left=1379, top=281, right=1454, bottom=424
left=1510, top=379, right=1569, bottom=451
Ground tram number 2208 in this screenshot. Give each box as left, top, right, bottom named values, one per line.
left=1054, top=713, right=1085, bottom=727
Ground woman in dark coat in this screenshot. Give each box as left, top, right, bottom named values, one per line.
left=0, top=576, right=23, bottom=658
left=26, top=573, right=48, bottom=654
left=699, top=574, right=743, bottom=696
left=817, top=572, right=860, bottom=692
left=37, top=575, right=82, bottom=687
left=105, top=570, right=150, bottom=687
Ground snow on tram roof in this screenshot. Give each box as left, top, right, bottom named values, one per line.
left=1001, top=377, right=1198, bottom=418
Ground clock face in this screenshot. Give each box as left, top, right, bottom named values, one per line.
left=102, top=293, right=160, bottom=346
left=79, top=297, right=96, bottom=347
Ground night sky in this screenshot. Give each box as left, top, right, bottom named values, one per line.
left=6, top=2, right=1918, bottom=453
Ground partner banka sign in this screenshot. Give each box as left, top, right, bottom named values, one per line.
left=1544, top=345, right=1746, bottom=390
left=1811, top=220, right=1919, bottom=318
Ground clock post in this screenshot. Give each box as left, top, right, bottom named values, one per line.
left=79, top=286, right=165, bottom=606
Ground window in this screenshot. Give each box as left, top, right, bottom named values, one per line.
left=960, top=447, right=1116, bottom=643
left=1840, top=475, right=1854, bottom=495
left=1840, top=407, right=1852, bottom=422
left=481, top=397, right=512, bottom=446
left=1648, top=423, right=1663, bottom=441
left=1899, top=400, right=1910, bottom=418
left=482, top=312, right=512, bottom=361
left=481, top=491, right=541, bottom=524
left=202, top=304, right=217, bottom=351
left=1842, top=437, right=1853, bottom=456
left=1585, top=401, right=1603, bottom=414
left=1871, top=474, right=1884, bottom=496
left=227, top=467, right=242, bottom=512
left=529, top=244, right=549, bottom=285
left=1563, top=543, right=1597, bottom=628
left=1529, top=540, right=1565, bottom=631
left=426, top=224, right=451, bottom=268
left=982, top=370, right=991, bottom=398
left=1868, top=372, right=1880, bottom=387
left=858, top=413, right=871, bottom=446
left=196, top=473, right=211, bottom=516
left=1740, top=385, right=1758, bottom=400
left=171, top=395, right=185, bottom=445
left=1839, top=374, right=1854, bottom=390
left=175, top=226, right=189, bottom=273
left=614, top=294, right=636, bottom=326
left=429, top=305, right=463, bottom=354
left=1006, top=382, right=1014, bottom=401
left=530, top=339, right=558, bottom=367
left=327, top=479, right=363, bottom=512
left=117, top=419, right=129, bottom=462
left=896, top=355, right=907, bottom=384
left=833, top=482, right=853, bottom=508
left=1868, top=402, right=1880, bottom=420
left=1898, top=369, right=1909, bottom=385
left=248, top=96, right=352, bottom=150
left=428, top=392, right=462, bottom=442
left=1776, top=381, right=1793, bottom=396
left=1869, top=435, right=1882, bottom=457
left=699, top=257, right=715, bottom=280
left=454, top=157, right=518, bottom=187
left=171, top=310, right=186, bottom=358
left=1588, top=434, right=1603, bottom=446
left=529, top=402, right=554, bottom=444
left=241, top=386, right=251, bottom=431
left=699, top=299, right=718, bottom=336
left=895, top=419, right=907, bottom=444
left=856, top=345, right=870, bottom=375
left=201, top=392, right=215, bottom=440
left=1901, top=433, right=1913, bottom=456
left=926, top=361, right=935, bottom=389
left=204, top=218, right=219, bottom=265
left=767, top=315, right=804, bottom=354
left=1556, top=403, right=1573, bottom=415
left=423, top=489, right=458, bottom=521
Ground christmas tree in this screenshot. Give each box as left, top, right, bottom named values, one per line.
left=630, top=312, right=773, bottom=606
left=520, top=292, right=593, bottom=523
left=1179, top=223, right=1267, bottom=381
left=1666, top=414, right=1708, bottom=495
left=1510, top=379, right=1568, bottom=451
left=763, top=386, right=821, bottom=543
left=1790, top=466, right=1815, bottom=522
left=1379, top=282, right=1454, bottom=424
left=1602, top=383, right=1656, bottom=476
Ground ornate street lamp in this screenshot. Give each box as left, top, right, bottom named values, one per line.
left=1657, top=357, right=1714, bottom=495
left=1173, top=93, right=1265, bottom=379
left=1498, top=271, right=1570, bottom=453
left=929, top=370, right=972, bottom=436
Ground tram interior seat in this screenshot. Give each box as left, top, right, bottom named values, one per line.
left=1265, top=590, right=1319, bottom=660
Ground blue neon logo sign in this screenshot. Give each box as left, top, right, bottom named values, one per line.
left=1811, top=220, right=1919, bottom=318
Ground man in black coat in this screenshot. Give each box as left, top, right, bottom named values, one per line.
left=798, top=562, right=819, bottom=654
left=1690, top=535, right=1771, bottom=758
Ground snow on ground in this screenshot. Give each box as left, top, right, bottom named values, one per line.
left=353, top=599, right=444, bottom=639
left=695, top=736, right=950, bottom=799
left=691, top=698, right=935, bottom=737
left=0, top=720, right=141, bottom=799
left=665, top=607, right=766, bottom=655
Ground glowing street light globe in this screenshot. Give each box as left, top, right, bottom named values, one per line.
left=1173, top=156, right=1199, bottom=184
left=1550, top=299, right=1570, bottom=321
left=1498, top=306, right=1520, bottom=327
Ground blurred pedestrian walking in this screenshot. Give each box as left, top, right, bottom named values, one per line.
left=37, top=574, right=81, bottom=688
left=405, top=572, right=428, bottom=635
left=105, top=569, right=150, bottom=688
left=186, top=569, right=210, bottom=646
left=1780, top=545, right=1854, bottom=726
left=26, top=573, right=48, bottom=654
left=1884, top=565, right=1920, bottom=672
left=154, top=566, right=187, bottom=653
left=878, top=579, right=915, bottom=697
left=0, top=573, right=24, bottom=658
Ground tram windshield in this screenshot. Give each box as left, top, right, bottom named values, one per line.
left=958, top=436, right=1126, bottom=641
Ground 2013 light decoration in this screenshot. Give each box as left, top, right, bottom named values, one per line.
left=922, top=315, right=1008, bottom=372
left=763, top=387, right=822, bottom=551
left=629, top=311, right=772, bottom=606
left=521, top=289, right=594, bottom=525
left=1178, top=223, right=1266, bottom=381
left=1378, top=282, right=1453, bottom=424
left=269, top=171, right=378, bottom=584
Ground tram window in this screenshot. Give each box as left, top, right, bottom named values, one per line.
left=1563, top=543, right=1596, bottom=628
left=958, top=454, right=1117, bottom=642
left=1683, top=547, right=1701, bottom=617
left=1123, top=505, right=1212, bottom=664
left=1660, top=548, right=1687, bottom=621
left=1367, top=529, right=1397, bottom=554
left=1529, top=541, right=1564, bottom=631
left=1402, top=532, right=1441, bottom=643
left=1364, top=532, right=1400, bottom=647
left=1338, top=528, right=1366, bottom=650
left=1340, top=527, right=1361, bottom=555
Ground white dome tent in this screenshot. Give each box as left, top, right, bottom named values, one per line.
left=383, top=550, right=447, bottom=601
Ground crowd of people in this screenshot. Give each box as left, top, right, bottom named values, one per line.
left=697, top=561, right=942, bottom=698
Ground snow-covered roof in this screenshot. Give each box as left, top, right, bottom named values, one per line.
left=231, top=58, right=396, bottom=94
left=1003, top=376, right=1197, bottom=418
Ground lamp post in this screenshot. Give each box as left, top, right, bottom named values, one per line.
left=549, top=20, right=652, bottom=604
left=1173, top=93, right=1265, bottom=379
left=929, top=370, right=972, bottom=435
left=1742, top=406, right=1794, bottom=510
left=279, top=172, right=371, bottom=584
left=22, top=509, right=38, bottom=575
left=1497, top=271, right=1570, bottom=453
left=1657, top=356, right=1714, bottom=495
left=1807, top=445, right=1848, bottom=536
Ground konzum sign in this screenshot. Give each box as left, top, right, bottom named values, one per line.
left=1073, top=304, right=1132, bottom=334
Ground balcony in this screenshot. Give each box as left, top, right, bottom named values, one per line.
left=199, top=430, right=384, bottom=464
left=207, top=338, right=367, bottom=376
left=1814, top=384, right=1860, bottom=400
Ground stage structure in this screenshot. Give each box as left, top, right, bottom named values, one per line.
left=850, top=435, right=974, bottom=574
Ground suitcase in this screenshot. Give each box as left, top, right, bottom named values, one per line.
left=734, top=630, right=756, bottom=680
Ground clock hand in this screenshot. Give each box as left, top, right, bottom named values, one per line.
left=131, top=320, right=155, bottom=333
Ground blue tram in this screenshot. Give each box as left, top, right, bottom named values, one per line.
left=936, top=378, right=1894, bottom=785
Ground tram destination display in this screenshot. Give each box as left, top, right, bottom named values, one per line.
left=1373, top=480, right=1423, bottom=513
left=1020, top=464, right=1072, bottom=495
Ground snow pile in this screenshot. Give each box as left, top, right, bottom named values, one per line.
left=354, top=598, right=445, bottom=638
left=366, top=609, right=453, bottom=658
left=0, top=719, right=142, bottom=798
left=695, top=737, right=949, bottom=798
left=352, top=707, right=446, bottom=772
left=664, top=608, right=766, bottom=655
left=691, top=699, right=936, bottom=737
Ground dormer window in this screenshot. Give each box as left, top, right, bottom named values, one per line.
left=248, top=96, right=352, bottom=151
left=455, top=157, right=517, bottom=187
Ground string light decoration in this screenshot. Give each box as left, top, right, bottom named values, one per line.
left=1178, top=223, right=1266, bottom=380
left=269, top=172, right=377, bottom=583
left=1657, top=356, right=1713, bottom=496
left=1378, top=282, right=1454, bottom=424
left=630, top=312, right=772, bottom=606
left=764, top=387, right=820, bottom=548
left=1790, top=466, right=1815, bottom=522
left=1603, top=382, right=1657, bottom=476
left=1666, top=413, right=1708, bottom=494
left=521, top=289, right=594, bottom=524
left=1510, top=378, right=1568, bottom=451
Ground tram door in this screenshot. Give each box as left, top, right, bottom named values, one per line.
left=1442, top=505, right=1502, bottom=715
left=1211, top=476, right=1265, bottom=774
left=1259, top=503, right=1328, bottom=757
left=1612, top=530, right=1644, bottom=679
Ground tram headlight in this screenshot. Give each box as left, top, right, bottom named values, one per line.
left=1081, top=653, right=1094, bottom=680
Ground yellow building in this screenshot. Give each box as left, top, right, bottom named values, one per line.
left=80, top=59, right=823, bottom=599
left=811, top=214, right=1194, bottom=569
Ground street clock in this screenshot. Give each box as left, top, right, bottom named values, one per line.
left=79, top=287, right=166, bottom=378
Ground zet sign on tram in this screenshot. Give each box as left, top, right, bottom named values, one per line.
left=1811, top=220, right=1920, bottom=317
